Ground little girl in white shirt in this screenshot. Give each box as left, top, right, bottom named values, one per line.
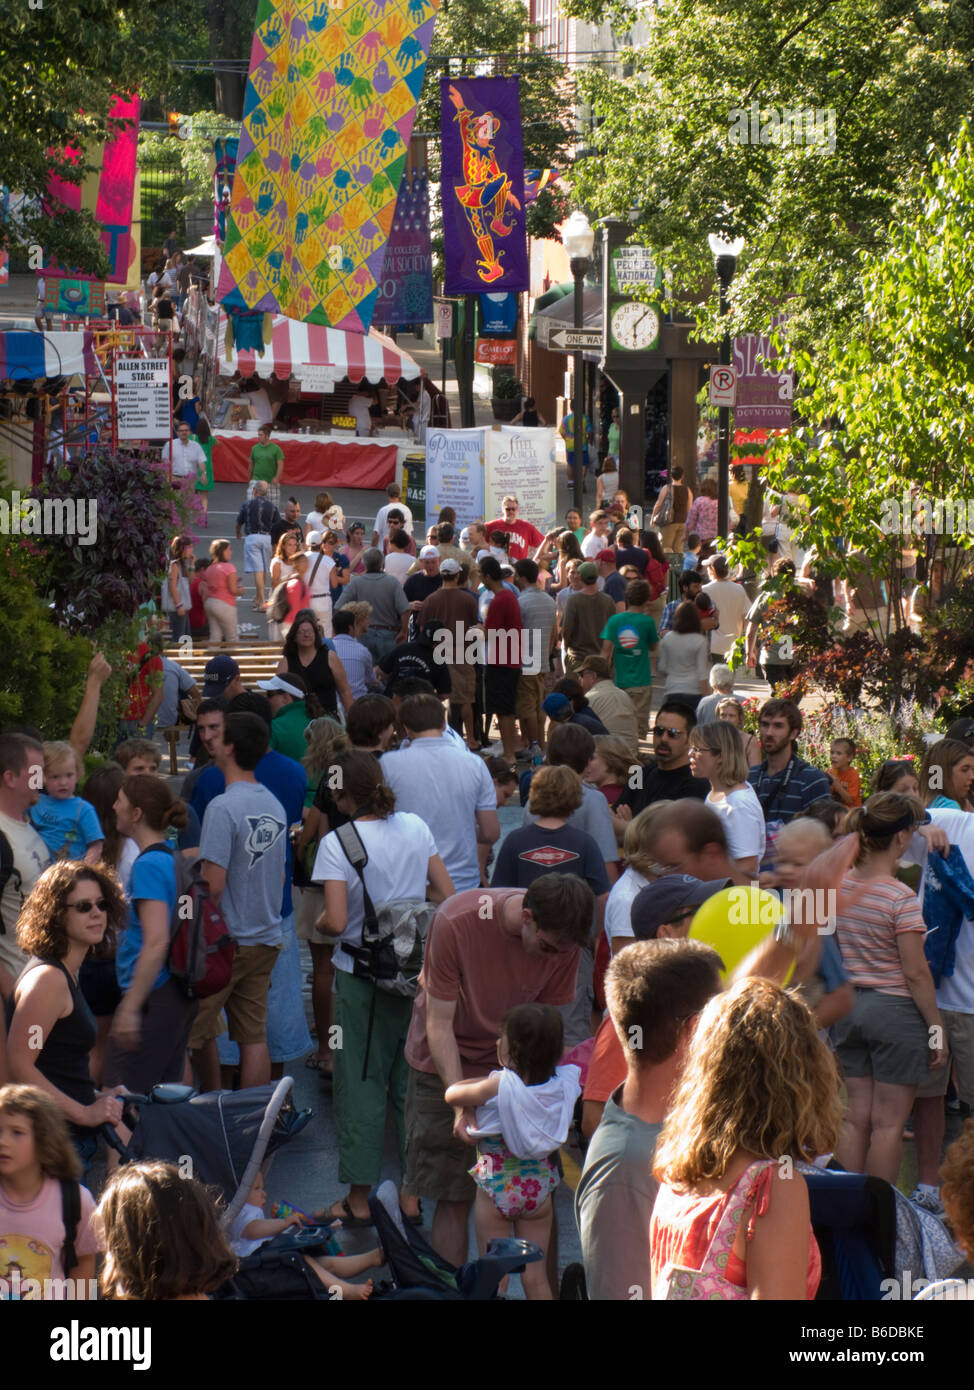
left=445, top=1003, right=580, bottom=1300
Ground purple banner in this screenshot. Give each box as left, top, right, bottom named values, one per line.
left=441, top=76, right=528, bottom=295
left=375, top=169, right=433, bottom=326
left=732, top=317, right=793, bottom=430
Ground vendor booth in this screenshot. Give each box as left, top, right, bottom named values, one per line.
left=206, top=311, right=427, bottom=488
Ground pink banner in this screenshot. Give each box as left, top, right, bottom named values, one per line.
left=46, top=94, right=140, bottom=284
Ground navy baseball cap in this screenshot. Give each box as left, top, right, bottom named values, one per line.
left=542, top=692, right=573, bottom=720
left=202, top=654, right=240, bottom=698
left=630, top=875, right=729, bottom=940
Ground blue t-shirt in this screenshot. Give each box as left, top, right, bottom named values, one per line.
left=602, top=572, right=626, bottom=605
left=116, top=847, right=178, bottom=993
left=191, top=751, right=306, bottom=916
left=31, top=794, right=103, bottom=857
left=492, top=822, right=610, bottom=896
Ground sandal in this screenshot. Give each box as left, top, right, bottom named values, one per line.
left=399, top=1200, right=423, bottom=1227
left=328, top=1197, right=374, bottom=1228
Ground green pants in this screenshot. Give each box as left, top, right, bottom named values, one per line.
left=333, top=968, right=413, bottom=1187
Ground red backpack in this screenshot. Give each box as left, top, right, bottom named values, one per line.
left=137, top=845, right=236, bottom=999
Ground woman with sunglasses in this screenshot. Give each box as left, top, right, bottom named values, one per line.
left=104, top=775, right=197, bottom=1095
left=6, top=862, right=128, bottom=1167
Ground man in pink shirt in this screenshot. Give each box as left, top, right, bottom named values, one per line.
left=403, top=875, right=594, bottom=1267
left=479, top=555, right=523, bottom=760
left=484, top=495, right=544, bottom=562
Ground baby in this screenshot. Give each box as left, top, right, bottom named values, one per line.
left=229, top=1172, right=384, bottom=1300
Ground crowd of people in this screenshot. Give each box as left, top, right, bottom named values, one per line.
left=2, top=469, right=974, bottom=1307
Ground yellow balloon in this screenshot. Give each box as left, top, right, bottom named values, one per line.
left=689, top=886, right=784, bottom=979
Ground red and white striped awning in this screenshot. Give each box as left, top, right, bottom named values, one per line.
left=215, top=312, right=422, bottom=386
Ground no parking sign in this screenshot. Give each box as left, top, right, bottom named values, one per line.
left=709, top=365, right=737, bottom=407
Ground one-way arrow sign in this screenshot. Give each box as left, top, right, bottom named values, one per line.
left=550, top=327, right=602, bottom=351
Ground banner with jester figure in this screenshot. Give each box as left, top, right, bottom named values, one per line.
left=374, top=167, right=433, bottom=325
left=213, top=137, right=239, bottom=244
left=440, top=76, right=528, bottom=294
left=216, top=0, right=440, bottom=334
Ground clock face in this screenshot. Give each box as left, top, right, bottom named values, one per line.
left=611, top=301, right=660, bottom=351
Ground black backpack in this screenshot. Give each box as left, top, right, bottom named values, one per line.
left=0, top=829, right=21, bottom=936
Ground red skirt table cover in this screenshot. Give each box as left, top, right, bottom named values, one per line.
left=212, top=434, right=398, bottom=489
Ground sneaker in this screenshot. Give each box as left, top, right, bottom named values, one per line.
left=909, top=1187, right=946, bottom=1218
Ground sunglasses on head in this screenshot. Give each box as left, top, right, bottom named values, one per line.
left=67, top=898, right=108, bottom=914
left=654, top=725, right=687, bottom=739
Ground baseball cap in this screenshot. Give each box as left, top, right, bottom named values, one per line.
left=306, top=530, right=322, bottom=548
left=419, top=544, right=440, bottom=560
left=202, top=654, right=240, bottom=698
left=257, top=675, right=305, bottom=698
left=542, top=692, right=573, bottom=719
left=596, top=548, right=616, bottom=564
left=630, top=875, right=730, bottom=941
left=577, top=561, right=598, bottom=583
left=440, top=557, right=461, bottom=575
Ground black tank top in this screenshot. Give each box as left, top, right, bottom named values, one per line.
left=288, top=648, right=338, bottom=719
left=522, top=409, right=539, bottom=427
left=6, top=959, right=97, bottom=1115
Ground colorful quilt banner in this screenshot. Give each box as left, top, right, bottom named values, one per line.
left=44, top=279, right=106, bottom=316
left=374, top=168, right=432, bottom=326
left=45, top=94, right=140, bottom=284
left=216, top=0, right=441, bottom=333
left=440, top=76, right=528, bottom=294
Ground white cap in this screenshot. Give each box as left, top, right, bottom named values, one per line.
left=306, top=531, right=323, bottom=547
left=257, top=675, right=305, bottom=698
left=419, top=544, right=440, bottom=560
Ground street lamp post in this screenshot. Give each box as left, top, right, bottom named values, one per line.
left=562, top=211, right=595, bottom=515
left=708, top=233, right=745, bottom=541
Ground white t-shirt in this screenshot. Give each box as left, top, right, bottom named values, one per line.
left=313, top=812, right=437, bottom=972
left=913, top=808, right=974, bottom=1012
left=707, top=785, right=766, bottom=863
left=381, top=740, right=497, bottom=891
left=348, top=393, right=373, bottom=435
left=306, top=550, right=336, bottom=598
left=581, top=530, right=608, bottom=559
left=373, top=501, right=414, bottom=539
left=384, top=551, right=414, bottom=585
left=250, top=387, right=273, bottom=425
left=306, top=506, right=345, bottom=537
left=702, top=579, right=752, bottom=658
left=603, top=865, right=650, bottom=949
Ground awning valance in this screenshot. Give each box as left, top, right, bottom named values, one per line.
left=0, top=331, right=98, bottom=382
left=215, top=312, right=422, bottom=386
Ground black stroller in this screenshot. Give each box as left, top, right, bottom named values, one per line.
left=369, top=1182, right=544, bottom=1300
left=106, top=1080, right=345, bottom=1299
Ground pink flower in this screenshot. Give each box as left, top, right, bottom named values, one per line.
left=520, top=1178, right=542, bottom=1199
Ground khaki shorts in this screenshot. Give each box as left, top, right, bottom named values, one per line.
left=188, top=941, right=280, bottom=1049
left=915, top=1008, right=974, bottom=1106
left=447, top=661, right=476, bottom=706
left=626, top=684, right=653, bottom=736
left=516, top=672, right=545, bottom=724
left=402, top=1066, right=479, bottom=1203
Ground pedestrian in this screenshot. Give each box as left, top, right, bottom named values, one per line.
left=336, top=550, right=410, bottom=664
left=192, top=418, right=215, bottom=526
left=484, top=496, right=544, bottom=563
left=235, top=481, right=279, bottom=611
left=30, top=743, right=104, bottom=866
left=331, top=606, right=377, bottom=703
left=0, top=734, right=52, bottom=1000
left=314, top=750, right=453, bottom=1227
left=161, top=421, right=206, bottom=494
left=305, top=531, right=345, bottom=638
left=562, top=561, right=615, bottom=676
left=247, top=425, right=284, bottom=508
left=444, top=1004, right=581, bottom=1299
left=688, top=720, right=767, bottom=876
left=202, top=539, right=242, bottom=643
left=655, top=602, right=709, bottom=711
left=746, top=699, right=832, bottom=838
left=275, top=612, right=353, bottom=722
left=651, top=464, right=692, bottom=555
left=599, top=579, right=659, bottom=741
left=161, top=536, right=194, bottom=640
left=716, top=696, right=762, bottom=766
left=479, top=556, right=524, bottom=761
left=189, top=712, right=289, bottom=1092
left=577, top=658, right=639, bottom=755
left=418, top=559, right=480, bottom=751
left=370, top=483, right=414, bottom=547
left=512, top=558, right=557, bottom=754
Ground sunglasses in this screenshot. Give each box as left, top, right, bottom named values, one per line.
left=67, top=898, right=108, bottom=914
left=654, top=726, right=687, bottom=739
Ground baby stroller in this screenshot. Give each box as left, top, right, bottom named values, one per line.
left=106, top=1080, right=342, bottom=1299
left=368, top=1182, right=544, bottom=1300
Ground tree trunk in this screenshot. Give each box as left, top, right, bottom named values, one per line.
left=209, top=0, right=248, bottom=119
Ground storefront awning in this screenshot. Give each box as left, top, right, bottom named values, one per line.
left=530, top=284, right=603, bottom=351
left=215, top=312, right=422, bottom=386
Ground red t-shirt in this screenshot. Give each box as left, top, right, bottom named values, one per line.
left=485, top=518, right=544, bottom=561
left=484, top=587, right=523, bottom=667
left=124, top=643, right=163, bottom=721
left=404, top=888, right=579, bottom=1079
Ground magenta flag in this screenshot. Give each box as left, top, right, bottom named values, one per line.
left=46, top=94, right=140, bottom=284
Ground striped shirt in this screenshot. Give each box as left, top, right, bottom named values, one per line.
left=835, top=875, right=926, bottom=997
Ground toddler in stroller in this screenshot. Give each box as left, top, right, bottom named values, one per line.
left=230, top=1169, right=384, bottom=1299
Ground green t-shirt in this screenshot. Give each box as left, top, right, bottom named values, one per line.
left=249, top=441, right=285, bottom=481
left=600, top=611, right=658, bottom=689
